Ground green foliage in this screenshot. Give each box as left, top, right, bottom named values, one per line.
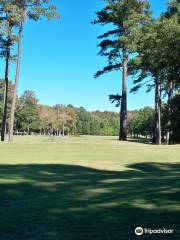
left=130, top=2, right=180, bottom=96
left=0, top=0, right=59, bottom=141
left=94, top=0, right=152, bottom=141
left=129, top=1, right=180, bottom=144
left=0, top=85, right=178, bottom=141
left=128, top=107, right=154, bottom=138
left=76, top=108, right=119, bottom=136
left=166, top=0, right=180, bottom=20
left=15, top=91, right=40, bottom=134
left=93, top=0, right=151, bottom=77
left=76, top=107, right=92, bottom=135
left=162, top=95, right=180, bottom=143
left=109, top=94, right=122, bottom=107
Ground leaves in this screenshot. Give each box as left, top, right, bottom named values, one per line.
left=95, top=63, right=121, bottom=78
left=94, top=0, right=152, bottom=85
left=109, top=94, right=122, bottom=107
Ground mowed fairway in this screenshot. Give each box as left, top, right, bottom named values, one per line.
left=0, top=136, right=180, bottom=240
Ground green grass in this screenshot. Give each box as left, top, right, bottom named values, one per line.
left=0, top=136, right=180, bottom=240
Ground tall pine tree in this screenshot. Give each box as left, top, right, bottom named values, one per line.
left=8, top=0, right=59, bottom=142
left=129, top=1, right=180, bottom=144
left=0, top=1, right=18, bottom=141
left=93, top=0, right=151, bottom=141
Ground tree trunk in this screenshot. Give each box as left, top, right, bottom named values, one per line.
left=1, top=42, right=10, bottom=142
left=120, top=51, right=127, bottom=141
left=9, top=26, right=23, bottom=142
left=62, top=123, right=65, bottom=137
left=152, top=78, right=161, bottom=145
left=166, top=81, right=173, bottom=145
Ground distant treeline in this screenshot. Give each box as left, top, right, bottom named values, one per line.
left=0, top=81, right=120, bottom=137
left=0, top=80, right=179, bottom=142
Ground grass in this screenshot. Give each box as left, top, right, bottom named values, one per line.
left=0, top=135, right=180, bottom=240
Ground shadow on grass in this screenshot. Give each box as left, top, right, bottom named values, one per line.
left=0, top=162, right=180, bottom=240
left=127, top=138, right=152, bottom=145
left=103, top=137, right=152, bottom=144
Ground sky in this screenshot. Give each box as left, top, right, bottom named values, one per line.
left=2, top=0, right=167, bottom=112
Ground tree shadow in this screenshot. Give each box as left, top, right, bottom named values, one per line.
left=0, top=162, right=180, bottom=240
left=127, top=138, right=152, bottom=145
left=103, top=137, right=152, bottom=145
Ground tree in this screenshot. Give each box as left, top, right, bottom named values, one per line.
left=127, top=107, right=154, bottom=139
left=76, top=107, right=91, bottom=135
left=162, top=0, right=180, bottom=144
left=130, top=4, right=180, bottom=144
left=53, top=105, right=73, bottom=137
left=161, top=94, right=180, bottom=144
left=65, top=106, right=77, bottom=135
left=9, top=0, right=59, bottom=141
left=92, top=110, right=119, bottom=136
left=38, top=104, right=55, bottom=135
left=129, top=21, right=162, bottom=144
left=165, top=0, right=180, bottom=20
left=15, top=91, right=40, bottom=134
left=0, top=79, right=13, bottom=132
left=0, top=1, right=17, bottom=141
left=93, top=0, right=151, bottom=141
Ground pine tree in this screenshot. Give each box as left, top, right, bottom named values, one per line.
left=8, top=0, right=59, bottom=142
left=129, top=2, right=180, bottom=144
left=0, top=1, right=18, bottom=141
left=93, top=0, right=151, bottom=141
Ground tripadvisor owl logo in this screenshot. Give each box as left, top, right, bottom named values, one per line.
left=135, top=227, right=144, bottom=236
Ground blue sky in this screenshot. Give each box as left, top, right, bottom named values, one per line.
left=3, top=0, right=167, bottom=112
